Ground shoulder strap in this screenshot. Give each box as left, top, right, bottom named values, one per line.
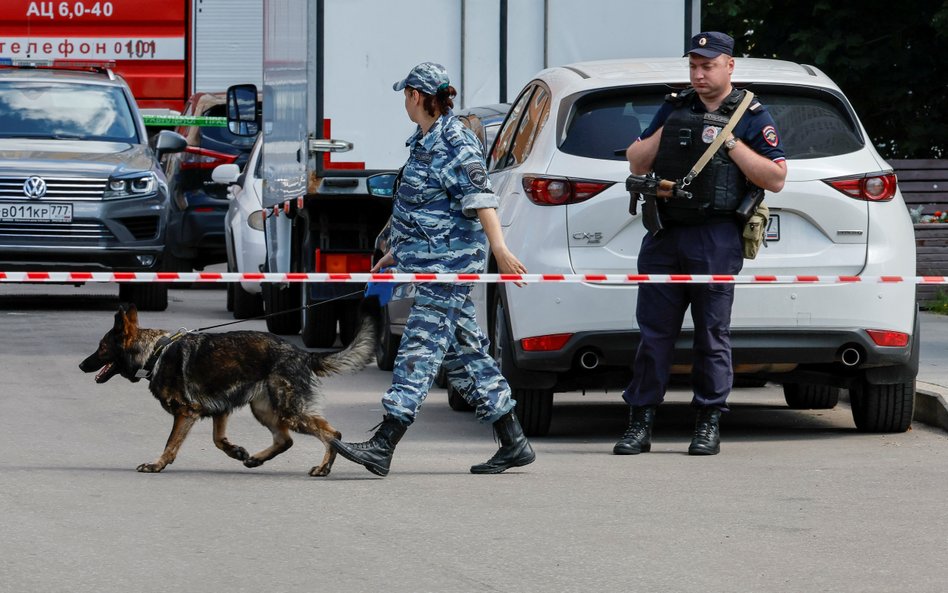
left=680, top=90, right=754, bottom=187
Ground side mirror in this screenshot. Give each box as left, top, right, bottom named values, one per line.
left=153, top=130, right=187, bottom=158
left=212, top=163, right=241, bottom=187
left=226, top=84, right=259, bottom=136
left=367, top=172, right=398, bottom=197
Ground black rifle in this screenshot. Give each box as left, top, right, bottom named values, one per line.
left=625, top=173, right=693, bottom=235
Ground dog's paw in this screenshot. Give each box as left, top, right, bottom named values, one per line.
left=309, top=465, right=331, bottom=477
left=136, top=463, right=164, bottom=473
left=231, top=446, right=249, bottom=461
left=243, top=457, right=264, bottom=468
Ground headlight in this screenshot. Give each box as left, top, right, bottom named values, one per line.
left=104, top=173, right=157, bottom=199
left=247, top=210, right=265, bottom=231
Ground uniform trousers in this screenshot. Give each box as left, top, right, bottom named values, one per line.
left=382, top=283, right=515, bottom=424
left=623, top=220, right=744, bottom=410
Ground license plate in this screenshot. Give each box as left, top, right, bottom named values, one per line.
left=0, top=202, right=73, bottom=223
left=766, top=214, right=779, bottom=242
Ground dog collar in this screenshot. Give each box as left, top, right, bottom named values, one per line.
left=136, top=329, right=187, bottom=380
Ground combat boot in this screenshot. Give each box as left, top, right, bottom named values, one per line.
left=470, top=411, right=536, bottom=474
left=688, top=407, right=721, bottom=455
left=613, top=405, right=656, bottom=455
left=330, top=415, right=409, bottom=476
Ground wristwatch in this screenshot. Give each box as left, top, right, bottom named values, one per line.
left=725, top=136, right=738, bottom=151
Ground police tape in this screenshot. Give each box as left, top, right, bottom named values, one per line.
left=0, top=271, right=945, bottom=285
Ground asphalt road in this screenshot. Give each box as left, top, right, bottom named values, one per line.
left=1, top=283, right=947, bottom=593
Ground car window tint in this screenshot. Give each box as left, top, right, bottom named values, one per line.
left=560, top=92, right=663, bottom=161
left=763, top=93, right=863, bottom=159
left=201, top=103, right=257, bottom=148
left=0, top=81, right=137, bottom=142
left=506, top=86, right=550, bottom=168
left=490, top=87, right=534, bottom=171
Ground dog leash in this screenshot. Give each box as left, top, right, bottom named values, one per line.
left=192, top=288, right=366, bottom=333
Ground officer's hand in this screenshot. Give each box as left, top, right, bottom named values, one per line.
left=495, top=247, right=528, bottom=288
left=657, top=179, right=675, bottom=200
left=371, top=251, right=395, bottom=273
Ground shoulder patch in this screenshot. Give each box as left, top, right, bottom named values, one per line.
left=465, top=161, right=489, bottom=189
left=762, top=125, right=779, bottom=147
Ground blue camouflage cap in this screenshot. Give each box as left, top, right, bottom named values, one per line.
left=393, top=62, right=450, bottom=96
left=686, top=31, right=734, bottom=58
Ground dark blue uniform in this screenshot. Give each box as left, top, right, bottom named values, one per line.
left=623, top=90, right=785, bottom=410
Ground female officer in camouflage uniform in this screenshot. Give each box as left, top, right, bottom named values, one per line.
left=331, top=62, right=535, bottom=477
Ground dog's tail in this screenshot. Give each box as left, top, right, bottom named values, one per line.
left=309, top=297, right=380, bottom=376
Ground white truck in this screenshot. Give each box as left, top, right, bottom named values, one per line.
left=228, top=0, right=699, bottom=347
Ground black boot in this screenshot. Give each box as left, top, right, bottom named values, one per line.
left=688, top=407, right=721, bottom=455
left=330, top=415, right=409, bottom=476
left=470, top=411, right=536, bottom=474
left=613, top=405, right=656, bottom=455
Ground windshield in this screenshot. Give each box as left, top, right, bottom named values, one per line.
left=0, top=81, right=138, bottom=142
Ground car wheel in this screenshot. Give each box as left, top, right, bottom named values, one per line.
left=514, top=388, right=554, bottom=437
left=233, top=283, right=263, bottom=319
left=119, top=282, right=168, bottom=312
left=226, top=283, right=235, bottom=312
left=850, top=377, right=915, bottom=433
left=783, top=383, right=840, bottom=409
left=447, top=385, right=475, bottom=412
left=263, top=282, right=301, bottom=335
left=375, top=305, right=400, bottom=371
left=491, top=290, right=553, bottom=436
left=300, top=285, right=337, bottom=347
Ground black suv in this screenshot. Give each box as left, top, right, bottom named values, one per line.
left=0, top=62, right=186, bottom=310
left=163, top=92, right=259, bottom=271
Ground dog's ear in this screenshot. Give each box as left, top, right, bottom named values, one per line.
left=113, top=304, right=139, bottom=344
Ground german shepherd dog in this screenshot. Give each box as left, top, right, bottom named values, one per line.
left=79, top=302, right=376, bottom=476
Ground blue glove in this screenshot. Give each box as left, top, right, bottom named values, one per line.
left=364, top=268, right=395, bottom=307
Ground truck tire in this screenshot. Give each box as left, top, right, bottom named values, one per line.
left=233, top=283, right=263, bottom=319
left=119, top=282, right=168, bottom=312
left=375, top=306, right=400, bottom=371
left=301, top=295, right=337, bottom=348
left=337, top=300, right=360, bottom=346
left=850, top=377, right=915, bottom=433
left=783, top=383, right=840, bottom=409
left=263, top=283, right=301, bottom=335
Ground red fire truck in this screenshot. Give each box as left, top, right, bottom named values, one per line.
left=0, top=0, right=261, bottom=112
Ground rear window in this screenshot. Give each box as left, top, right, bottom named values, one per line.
left=559, top=87, right=863, bottom=161
left=200, top=103, right=256, bottom=149
left=0, top=81, right=137, bottom=142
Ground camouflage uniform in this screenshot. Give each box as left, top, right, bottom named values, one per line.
left=383, top=88, right=514, bottom=424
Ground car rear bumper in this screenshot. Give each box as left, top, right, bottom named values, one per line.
left=512, top=327, right=914, bottom=373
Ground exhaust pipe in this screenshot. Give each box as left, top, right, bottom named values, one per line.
left=840, top=346, right=862, bottom=367
left=578, top=350, right=600, bottom=370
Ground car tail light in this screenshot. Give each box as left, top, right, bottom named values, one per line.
left=865, top=329, right=910, bottom=347
left=522, top=176, right=613, bottom=206
left=825, top=172, right=897, bottom=202
left=181, top=146, right=239, bottom=170
left=314, top=249, right=373, bottom=273
left=520, top=333, right=573, bottom=352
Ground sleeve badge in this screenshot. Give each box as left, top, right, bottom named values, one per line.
left=762, top=125, right=779, bottom=147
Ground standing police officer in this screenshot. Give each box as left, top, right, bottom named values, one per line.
left=331, top=63, right=535, bottom=476
left=614, top=32, right=787, bottom=456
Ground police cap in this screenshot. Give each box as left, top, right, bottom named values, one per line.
left=685, top=31, right=734, bottom=58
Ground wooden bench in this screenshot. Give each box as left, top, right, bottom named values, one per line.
left=891, top=159, right=948, bottom=306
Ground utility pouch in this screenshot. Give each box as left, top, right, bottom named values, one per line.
left=735, top=186, right=765, bottom=223
left=741, top=201, right=769, bottom=259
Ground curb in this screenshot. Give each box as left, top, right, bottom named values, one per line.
left=915, top=382, right=948, bottom=432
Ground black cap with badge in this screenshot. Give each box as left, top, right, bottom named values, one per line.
left=685, top=31, right=734, bottom=58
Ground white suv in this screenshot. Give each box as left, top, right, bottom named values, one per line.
left=485, top=57, right=918, bottom=436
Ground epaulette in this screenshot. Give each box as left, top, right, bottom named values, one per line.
left=749, top=99, right=762, bottom=112
left=665, top=88, right=695, bottom=106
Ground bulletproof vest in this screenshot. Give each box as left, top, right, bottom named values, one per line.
left=654, top=88, right=748, bottom=225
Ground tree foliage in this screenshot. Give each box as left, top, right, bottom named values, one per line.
left=703, top=0, right=948, bottom=158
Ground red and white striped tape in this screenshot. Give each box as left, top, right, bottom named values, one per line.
left=0, top=271, right=945, bottom=284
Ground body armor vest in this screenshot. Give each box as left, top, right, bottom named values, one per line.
left=654, top=88, right=748, bottom=225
